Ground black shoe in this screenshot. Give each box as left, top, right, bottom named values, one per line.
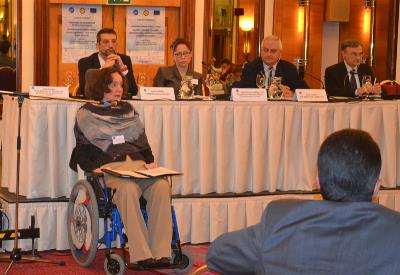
left=138, top=258, right=157, bottom=268
left=155, top=257, right=171, bottom=267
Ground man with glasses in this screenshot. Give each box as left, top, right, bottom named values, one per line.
left=325, top=39, right=380, bottom=97
left=234, top=35, right=308, bottom=99
left=78, top=28, right=138, bottom=97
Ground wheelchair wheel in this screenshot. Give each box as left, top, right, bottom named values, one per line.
left=174, top=251, right=194, bottom=274
left=67, top=180, right=99, bottom=267
left=104, top=253, right=126, bottom=275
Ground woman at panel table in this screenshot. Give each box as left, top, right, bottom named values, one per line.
left=153, top=38, right=204, bottom=96
left=69, top=67, right=172, bottom=268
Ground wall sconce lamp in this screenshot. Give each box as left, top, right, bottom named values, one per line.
left=294, top=0, right=310, bottom=77
left=362, top=0, right=376, bottom=67
left=240, top=18, right=254, bottom=61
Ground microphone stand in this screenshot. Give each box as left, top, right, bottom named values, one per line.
left=0, top=91, right=98, bottom=274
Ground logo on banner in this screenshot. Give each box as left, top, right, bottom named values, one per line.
left=133, top=9, right=139, bottom=15
left=154, top=10, right=160, bottom=15
left=143, top=10, right=149, bottom=16
left=79, top=8, right=86, bottom=14
left=90, top=8, right=97, bottom=13
left=68, top=7, right=74, bottom=13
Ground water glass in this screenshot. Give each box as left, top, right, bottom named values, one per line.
left=256, top=74, right=265, bottom=89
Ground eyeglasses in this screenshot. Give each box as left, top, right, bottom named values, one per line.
left=174, top=51, right=191, bottom=58
left=349, top=52, right=363, bottom=58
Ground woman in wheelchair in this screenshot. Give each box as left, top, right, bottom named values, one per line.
left=69, top=67, right=172, bottom=268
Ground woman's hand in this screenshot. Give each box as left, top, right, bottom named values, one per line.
left=145, top=162, right=158, bottom=169
left=93, top=168, right=103, bottom=173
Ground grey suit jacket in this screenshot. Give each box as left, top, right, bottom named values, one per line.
left=207, top=199, right=400, bottom=275
left=153, top=65, right=204, bottom=96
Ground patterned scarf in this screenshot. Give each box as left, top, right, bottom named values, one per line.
left=76, top=101, right=149, bottom=153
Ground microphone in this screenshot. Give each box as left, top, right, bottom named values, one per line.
left=303, top=71, right=325, bottom=89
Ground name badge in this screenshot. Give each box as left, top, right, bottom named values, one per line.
left=231, top=88, right=268, bottom=102
left=112, top=135, right=125, bottom=145
left=294, top=89, right=328, bottom=102
left=29, top=86, right=69, bottom=99
left=139, top=87, right=175, bottom=101
left=191, top=79, right=199, bottom=85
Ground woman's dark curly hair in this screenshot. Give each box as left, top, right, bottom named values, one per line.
left=170, top=38, right=192, bottom=53
left=85, top=67, right=128, bottom=101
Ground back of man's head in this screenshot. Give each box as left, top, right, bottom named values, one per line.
left=317, top=129, right=381, bottom=202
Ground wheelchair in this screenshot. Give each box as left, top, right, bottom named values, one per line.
left=67, top=172, right=193, bottom=275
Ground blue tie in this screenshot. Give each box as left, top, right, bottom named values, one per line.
left=350, top=70, right=357, bottom=90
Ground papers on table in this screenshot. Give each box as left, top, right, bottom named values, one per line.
left=101, top=167, right=181, bottom=179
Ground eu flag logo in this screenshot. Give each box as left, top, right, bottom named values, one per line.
left=154, top=10, right=160, bottom=15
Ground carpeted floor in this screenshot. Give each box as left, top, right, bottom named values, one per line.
left=0, top=244, right=209, bottom=274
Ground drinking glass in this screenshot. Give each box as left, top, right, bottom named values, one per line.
left=256, top=73, right=265, bottom=89
left=362, top=75, right=372, bottom=87
left=63, top=71, right=74, bottom=87
left=361, top=75, right=373, bottom=96
left=137, top=72, right=147, bottom=87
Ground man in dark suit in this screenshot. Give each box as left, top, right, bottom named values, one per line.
left=207, top=129, right=400, bottom=274
left=325, top=39, right=381, bottom=97
left=234, top=35, right=308, bottom=98
left=78, top=28, right=138, bottom=97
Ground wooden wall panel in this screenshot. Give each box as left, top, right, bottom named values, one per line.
left=273, top=0, right=324, bottom=88
left=339, top=0, right=393, bottom=81
left=46, top=3, right=182, bottom=90
left=236, top=0, right=260, bottom=65
left=49, top=0, right=180, bottom=6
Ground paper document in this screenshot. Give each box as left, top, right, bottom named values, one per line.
left=101, top=168, right=150, bottom=179
left=135, top=167, right=181, bottom=177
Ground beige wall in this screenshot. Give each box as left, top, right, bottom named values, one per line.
left=21, top=0, right=34, bottom=92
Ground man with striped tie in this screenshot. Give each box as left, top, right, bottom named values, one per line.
left=325, top=39, right=381, bottom=97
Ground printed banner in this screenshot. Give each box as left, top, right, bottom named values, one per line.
left=62, top=5, right=102, bottom=63
left=126, top=7, right=165, bottom=64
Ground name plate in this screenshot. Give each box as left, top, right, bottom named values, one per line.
left=29, top=86, right=69, bottom=99
left=139, top=87, right=175, bottom=101
left=231, top=88, right=268, bottom=102
left=295, top=89, right=328, bottom=102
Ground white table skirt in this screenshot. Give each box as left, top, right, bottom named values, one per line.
left=2, top=96, right=400, bottom=199
left=2, top=190, right=400, bottom=251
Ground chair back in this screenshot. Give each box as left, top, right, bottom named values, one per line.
left=84, top=69, right=101, bottom=98
left=0, top=66, right=16, bottom=91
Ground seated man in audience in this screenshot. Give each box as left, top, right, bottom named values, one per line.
left=325, top=39, right=380, bottom=97
left=207, top=129, right=400, bottom=274
left=78, top=28, right=138, bottom=97
left=0, top=39, right=16, bottom=69
left=233, top=35, right=308, bottom=98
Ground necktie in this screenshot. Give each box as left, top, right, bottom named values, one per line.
left=350, top=70, right=357, bottom=90
left=268, top=67, right=273, bottom=87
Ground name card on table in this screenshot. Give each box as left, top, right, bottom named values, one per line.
left=29, top=86, right=70, bottom=99
left=139, top=87, right=175, bottom=101
left=295, top=89, right=328, bottom=102
left=231, top=88, right=268, bottom=102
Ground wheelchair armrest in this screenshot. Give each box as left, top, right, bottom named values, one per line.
left=84, top=171, right=104, bottom=177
